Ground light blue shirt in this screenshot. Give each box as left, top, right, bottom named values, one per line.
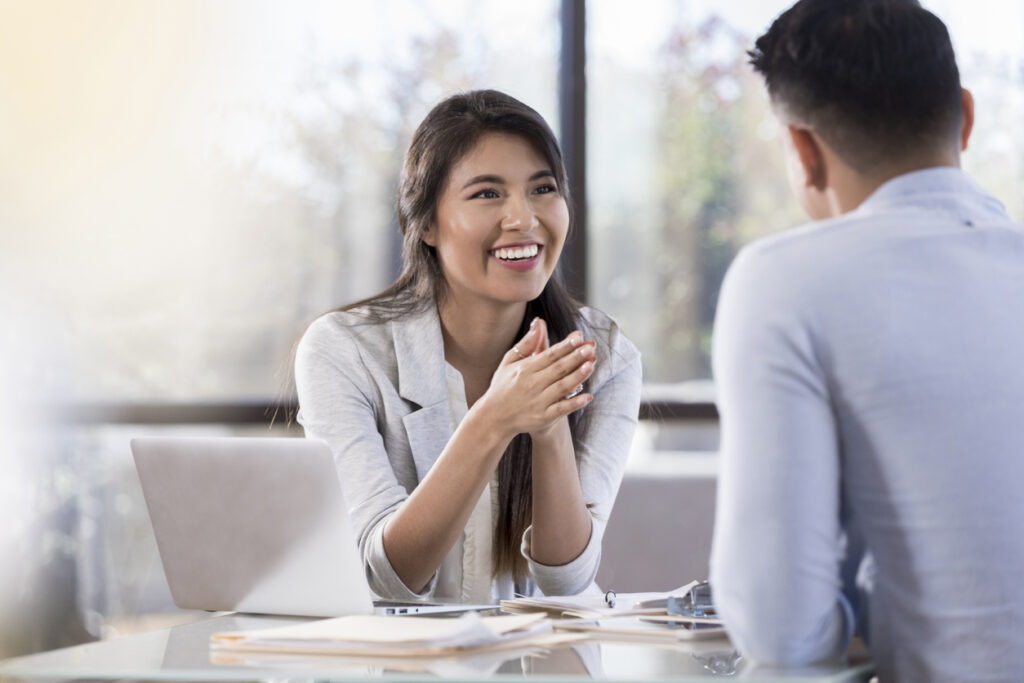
left=710, top=168, right=1024, bottom=682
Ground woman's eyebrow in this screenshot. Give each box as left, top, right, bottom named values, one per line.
left=460, top=169, right=555, bottom=190
left=462, top=174, right=504, bottom=189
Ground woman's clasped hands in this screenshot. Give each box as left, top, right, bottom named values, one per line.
left=476, top=317, right=596, bottom=441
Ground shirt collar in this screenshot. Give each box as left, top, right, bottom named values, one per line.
left=855, top=167, right=1010, bottom=227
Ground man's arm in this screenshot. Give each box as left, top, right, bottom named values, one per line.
left=709, top=247, right=855, bottom=666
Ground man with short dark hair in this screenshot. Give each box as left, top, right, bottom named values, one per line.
left=709, top=1, right=1024, bottom=680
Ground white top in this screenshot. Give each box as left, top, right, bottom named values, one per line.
left=710, top=168, right=1024, bottom=682
left=438, top=361, right=500, bottom=603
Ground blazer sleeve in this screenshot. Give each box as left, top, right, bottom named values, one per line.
left=521, top=312, right=642, bottom=595
left=294, top=315, right=439, bottom=601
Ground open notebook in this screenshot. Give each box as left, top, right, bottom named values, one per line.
left=132, top=436, right=493, bottom=617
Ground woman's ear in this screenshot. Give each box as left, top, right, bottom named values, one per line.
left=422, top=223, right=438, bottom=247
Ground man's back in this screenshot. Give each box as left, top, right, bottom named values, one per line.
left=710, top=168, right=1024, bottom=681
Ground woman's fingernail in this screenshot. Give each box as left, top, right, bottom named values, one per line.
left=569, top=332, right=583, bottom=347
left=530, top=317, right=539, bottom=329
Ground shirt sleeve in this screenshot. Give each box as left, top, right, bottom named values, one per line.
left=294, top=315, right=438, bottom=601
left=521, top=314, right=643, bottom=596
left=709, top=247, right=855, bottom=665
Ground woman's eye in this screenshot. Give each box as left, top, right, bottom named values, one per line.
left=533, top=184, right=558, bottom=195
left=471, top=188, right=500, bottom=199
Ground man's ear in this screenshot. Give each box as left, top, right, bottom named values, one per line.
left=422, top=223, right=437, bottom=247
left=786, top=125, right=827, bottom=191
left=960, top=88, right=975, bottom=152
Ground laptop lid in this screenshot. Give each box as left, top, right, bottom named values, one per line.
left=132, top=436, right=375, bottom=618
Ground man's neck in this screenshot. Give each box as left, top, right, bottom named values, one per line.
left=828, top=151, right=961, bottom=217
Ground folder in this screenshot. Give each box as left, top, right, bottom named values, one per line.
left=210, top=611, right=584, bottom=658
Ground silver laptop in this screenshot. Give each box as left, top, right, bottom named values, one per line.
left=132, top=436, right=492, bottom=617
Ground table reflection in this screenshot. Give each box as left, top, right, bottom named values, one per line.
left=0, top=613, right=868, bottom=681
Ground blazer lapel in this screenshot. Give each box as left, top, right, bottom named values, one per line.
left=393, top=305, right=453, bottom=483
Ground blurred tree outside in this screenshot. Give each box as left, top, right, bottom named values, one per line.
left=652, top=15, right=803, bottom=380
left=283, top=27, right=478, bottom=310
left=590, top=11, right=803, bottom=384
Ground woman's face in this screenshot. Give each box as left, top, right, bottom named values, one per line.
left=425, top=132, right=569, bottom=310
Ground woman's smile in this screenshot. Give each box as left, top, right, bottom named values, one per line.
left=489, top=242, right=543, bottom=271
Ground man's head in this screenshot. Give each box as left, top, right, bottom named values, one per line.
left=751, top=0, right=972, bottom=215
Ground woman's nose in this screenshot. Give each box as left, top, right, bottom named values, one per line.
left=500, top=193, right=538, bottom=231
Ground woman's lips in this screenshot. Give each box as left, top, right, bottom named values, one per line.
left=489, top=245, right=543, bottom=272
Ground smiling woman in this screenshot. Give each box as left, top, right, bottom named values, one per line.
left=293, top=90, right=642, bottom=603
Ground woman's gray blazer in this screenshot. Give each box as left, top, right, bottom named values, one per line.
left=294, top=302, right=641, bottom=600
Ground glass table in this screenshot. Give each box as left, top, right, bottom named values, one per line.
left=0, top=613, right=874, bottom=682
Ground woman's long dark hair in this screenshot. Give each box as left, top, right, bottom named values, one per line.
left=342, top=89, right=583, bottom=582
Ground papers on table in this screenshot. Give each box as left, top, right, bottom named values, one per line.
left=554, top=618, right=726, bottom=644
left=210, top=611, right=584, bottom=658
left=211, top=581, right=728, bottom=664
left=500, top=581, right=707, bottom=619
left=498, top=581, right=728, bottom=645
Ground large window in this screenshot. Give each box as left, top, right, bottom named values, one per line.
left=2, top=0, right=1020, bottom=403
left=589, top=0, right=1024, bottom=386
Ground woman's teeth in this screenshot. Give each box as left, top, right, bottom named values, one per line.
left=492, top=244, right=539, bottom=261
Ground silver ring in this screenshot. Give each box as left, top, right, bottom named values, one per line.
left=565, top=383, right=584, bottom=400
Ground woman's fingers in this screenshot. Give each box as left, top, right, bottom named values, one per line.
left=533, top=337, right=596, bottom=386
left=513, top=329, right=597, bottom=403
left=503, top=318, right=542, bottom=365
left=489, top=322, right=596, bottom=433
left=545, top=387, right=594, bottom=420
left=526, top=331, right=586, bottom=370
left=531, top=318, right=550, bottom=355
left=541, top=355, right=595, bottom=406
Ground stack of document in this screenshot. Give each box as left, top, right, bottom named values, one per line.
left=501, top=582, right=704, bottom=619
left=210, top=612, right=583, bottom=658
left=499, top=582, right=728, bottom=645
left=500, top=594, right=624, bottom=619
left=554, top=618, right=726, bottom=644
